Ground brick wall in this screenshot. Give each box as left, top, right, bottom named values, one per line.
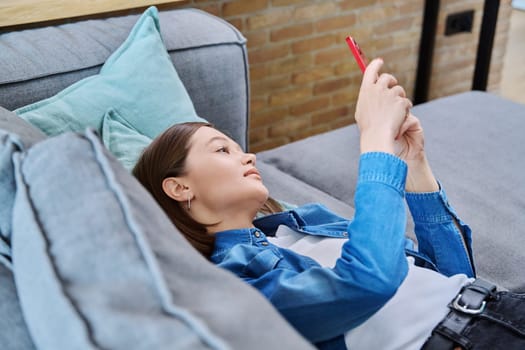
left=162, top=0, right=511, bottom=152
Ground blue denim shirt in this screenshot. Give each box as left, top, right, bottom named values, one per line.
left=210, top=152, right=474, bottom=347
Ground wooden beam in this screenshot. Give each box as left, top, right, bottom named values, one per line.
left=0, top=0, right=185, bottom=28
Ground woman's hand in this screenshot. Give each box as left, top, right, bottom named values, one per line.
left=355, top=58, right=412, bottom=155
left=395, top=113, right=439, bottom=192
left=394, top=112, right=425, bottom=162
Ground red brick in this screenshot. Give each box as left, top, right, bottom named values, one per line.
left=334, top=61, right=364, bottom=76
left=356, top=5, right=400, bottom=25
left=269, top=117, right=311, bottom=137
left=268, top=54, right=313, bottom=75
left=289, top=96, right=330, bottom=116
left=339, top=0, right=377, bottom=11
left=248, top=44, right=290, bottom=65
left=290, top=124, right=331, bottom=142
left=314, top=47, right=349, bottom=65
left=381, top=47, right=415, bottom=63
left=251, top=97, right=267, bottom=112
left=250, top=138, right=288, bottom=153
left=271, top=23, right=314, bottom=42
left=330, top=117, right=355, bottom=130
left=251, top=107, right=288, bottom=128
left=292, top=66, right=333, bottom=84
left=222, top=0, right=269, bottom=17
left=270, top=86, right=312, bottom=106
left=249, top=126, right=269, bottom=144
left=293, top=2, right=338, bottom=21
left=271, top=0, right=305, bottom=7
left=398, top=1, right=424, bottom=15
left=195, top=3, right=221, bottom=16
left=247, top=8, right=294, bottom=30
left=292, top=35, right=335, bottom=54
left=227, top=18, right=243, bottom=31
left=250, top=65, right=268, bottom=81
left=374, top=17, right=414, bottom=36
left=313, top=77, right=352, bottom=95
left=245, top=31, right=268, bottom=49
left=315, top=14, right=357, bottom=33
left=332, top=89, right=360, bottom=107
left=251, top=76, right=292, bottom=97
left=312, top=106, right=349, bottom=125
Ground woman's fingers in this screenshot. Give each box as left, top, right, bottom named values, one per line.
left=396, top=113, right=418, bottom=139
left=376, top=73, right=398, bottom=88
left=390, top=85, right=407, bottom=98
left=362, top=58, right=383, bottom=85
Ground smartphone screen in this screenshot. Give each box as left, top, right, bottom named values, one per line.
left=345, top=36, right=368, bottom=73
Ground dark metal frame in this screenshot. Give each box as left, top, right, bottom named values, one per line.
left=414, top=0, right=500, bottom=104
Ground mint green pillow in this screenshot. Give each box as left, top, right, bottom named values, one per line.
left=15, top=6, right=205, bottom=168
left=102, top=108, right=151, bottom=171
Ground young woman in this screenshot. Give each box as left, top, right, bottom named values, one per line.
left=133, top=59, right=525, bottom=349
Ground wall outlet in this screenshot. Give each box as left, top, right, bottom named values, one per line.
left=445, top=10, right=475, bottom=36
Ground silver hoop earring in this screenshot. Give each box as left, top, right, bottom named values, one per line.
left=187, top=195, right=191, bottom=211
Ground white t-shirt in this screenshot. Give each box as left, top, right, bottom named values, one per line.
left=268, top=225, right=473, bottom=350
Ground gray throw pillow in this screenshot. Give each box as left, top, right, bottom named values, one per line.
left=0, top=264, right=36, bottom=350
left=0, top=107, right=44, bottom=350
left=11, top=129, right=312, bottom=350
left=0, top=106, right=45, bottom=246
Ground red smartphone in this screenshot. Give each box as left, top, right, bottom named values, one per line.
left=345, top=36, right=368, bottom=73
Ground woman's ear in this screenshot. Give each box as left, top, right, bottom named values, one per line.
left=162, top=177, right=191, bottom=203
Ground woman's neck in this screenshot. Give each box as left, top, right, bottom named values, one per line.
left=200, top=204, right=259, bottom=234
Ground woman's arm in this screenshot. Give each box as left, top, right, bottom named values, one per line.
left=406, top=187, right=475, bottom=277
left=393, top=112, right=475, bottom=276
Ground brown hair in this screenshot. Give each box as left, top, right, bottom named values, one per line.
left=132, top=122, right=283, bottom=258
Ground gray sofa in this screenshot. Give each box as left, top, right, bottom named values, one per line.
left=0, top=6, right=523, bottom=350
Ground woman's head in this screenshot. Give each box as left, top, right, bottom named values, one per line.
left=133, top=122, right=280, bottom=257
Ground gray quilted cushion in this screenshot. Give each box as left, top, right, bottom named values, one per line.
left=11, top=129, right=312, bottom=350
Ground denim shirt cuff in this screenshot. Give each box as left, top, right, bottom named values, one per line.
left=405, top=183, right=455, bottom=223
left=359, top=152, right=407, bottom=195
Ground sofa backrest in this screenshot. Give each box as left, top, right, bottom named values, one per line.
left=0, top=9, right=250, bottom=149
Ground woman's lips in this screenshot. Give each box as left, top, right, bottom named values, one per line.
left=244, top=168, right=261, bottom=178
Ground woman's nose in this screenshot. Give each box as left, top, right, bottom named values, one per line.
left=243, top=152, right=256, bottom=165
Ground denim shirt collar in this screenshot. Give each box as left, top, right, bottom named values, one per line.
left=213, top=227, right=268, bottom=256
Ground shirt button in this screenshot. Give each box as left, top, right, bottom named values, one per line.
left=254, top=231, right=261, bottom=238
left=342, top=232, right=348, bottom=237
left=261, top=241, right=269, bottom=246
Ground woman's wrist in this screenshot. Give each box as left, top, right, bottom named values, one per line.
left=359, top=130, right=396, bottom=155
left=405, top=156, right=439, bottom=193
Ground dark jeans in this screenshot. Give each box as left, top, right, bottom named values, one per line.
left=427, top=291, right=525, bottom=349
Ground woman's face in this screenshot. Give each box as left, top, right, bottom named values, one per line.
left=182, top=126, right=269, bottom=221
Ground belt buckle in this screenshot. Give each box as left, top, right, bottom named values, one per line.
left=451, top=293, right=487, bottom=315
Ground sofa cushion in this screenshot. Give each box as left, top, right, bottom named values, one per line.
left=412, top=91, right=525, bottom=292
left=15, top=7, right=204, bottom=170
left=258, top=125, right=361, bottom=208
left=11, top=129, right=312, bottom=350
left=0, top=8, right=249, bottom=150
left=257, top=162, right=355, bottom=218
left=259, top=91, right=525, bottom=292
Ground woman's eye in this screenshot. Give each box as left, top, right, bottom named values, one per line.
left=216, top=146, right=229, bottom=153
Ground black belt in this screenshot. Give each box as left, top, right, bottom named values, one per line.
left=422, top=278, right=498, bottom=350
